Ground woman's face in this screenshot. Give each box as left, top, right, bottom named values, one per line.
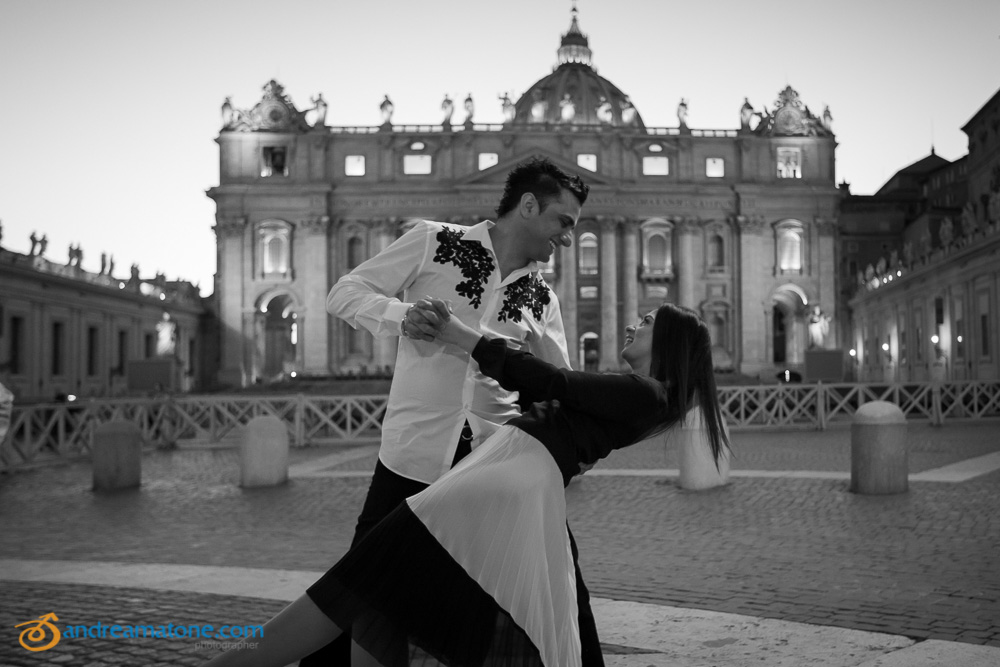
left=621, top=310, right=657, bottom=374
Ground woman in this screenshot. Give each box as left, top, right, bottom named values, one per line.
left=203, top=302, right=729, bottom=667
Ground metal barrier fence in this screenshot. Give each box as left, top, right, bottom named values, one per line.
left=2, top=380, right=999, bottom=472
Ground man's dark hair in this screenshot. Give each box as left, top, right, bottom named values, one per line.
left=495, top=157, right=589, bottom=218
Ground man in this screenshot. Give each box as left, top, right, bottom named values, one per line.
left=304, top=157, right=600, bottom=666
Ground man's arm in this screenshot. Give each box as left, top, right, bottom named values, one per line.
left=326, top=221, right=432, bottom=338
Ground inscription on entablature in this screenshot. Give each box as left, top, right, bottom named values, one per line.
left=586, top=196, right=755, bottom=211
left=331, top=194, right=756, bottom=213
left=333, top=195, right=498, bottom=212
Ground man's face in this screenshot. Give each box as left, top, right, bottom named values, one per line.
left=521, top=189, right=582, bottom=263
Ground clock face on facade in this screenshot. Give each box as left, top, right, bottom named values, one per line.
left=259, top=101, right=289, bottom=129
left=774, top=107, right=805, bottom=136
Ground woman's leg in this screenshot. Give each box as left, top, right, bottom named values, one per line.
left=203, top=595, right=342, bottom=667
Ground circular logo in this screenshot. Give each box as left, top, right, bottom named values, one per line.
left=16, top=613, right=62, bottom=652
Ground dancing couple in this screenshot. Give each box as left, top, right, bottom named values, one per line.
left=203, top=158, right=729, bottom=666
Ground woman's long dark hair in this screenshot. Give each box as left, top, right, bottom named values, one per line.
left=644, top=303, right=730, bottom=465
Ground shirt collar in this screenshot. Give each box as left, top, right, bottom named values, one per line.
left=461, top=219, right=542, bottom=284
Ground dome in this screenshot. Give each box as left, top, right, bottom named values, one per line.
left=512, top=10, right=644, bottom=129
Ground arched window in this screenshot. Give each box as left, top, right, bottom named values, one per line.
left=347, top=237, right=365, bottom=270
left=640, top=219, right=674, bottom=278
left=647, top=234, right=668, bottom=273
left=708, top=233, right=725, bottom=270
left=258, top=221, right=291, bottom=278
left=578, top=232, right=598, bottom=275
left=775, top=221, right=805, bottom=274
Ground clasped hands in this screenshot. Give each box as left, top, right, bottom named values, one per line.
left=401, top=297, right=477, bottom=349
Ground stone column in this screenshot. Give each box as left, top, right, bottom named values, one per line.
left=598, top=216, right=620, bottom=370
left=676, top=216, right=699, bottom=309
left=300, top=216, right=330, bottom=375
left=622, top=219, right=639, bottom=324
left=815, top=216, right=838, bottom=348
left=559, top=235, right=578, bottom=368
left=737, top=215, right=770, bottom=375
left=214, top=216, right=247, bottom=387
left=372, top=218, right=400, bottom=370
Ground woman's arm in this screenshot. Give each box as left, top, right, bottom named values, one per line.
left=432, top=299, right=665, bottom=422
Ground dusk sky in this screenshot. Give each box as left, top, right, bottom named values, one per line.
left=1, top=0, right=997, bottom=295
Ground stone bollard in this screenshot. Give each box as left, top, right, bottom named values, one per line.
left=92, top=421, right=142, bottom=491
left=851, top=401, right=908, bottom=495
left=677, top=408, right=730, bottom=491
left=240, top=415, right=288, bottom=487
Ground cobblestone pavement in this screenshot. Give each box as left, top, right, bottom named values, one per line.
left=1, top=421, right=999, bottom=665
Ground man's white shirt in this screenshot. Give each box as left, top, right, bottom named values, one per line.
left=327, top=219, right=572, bottom=484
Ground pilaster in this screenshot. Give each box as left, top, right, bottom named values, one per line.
left=214, top=216, right=248, bottom=386
left=598, top=216, right=620, bottom=369
left=622, top=220, right=639, bottom=325
left=675, top=216, right=700, bottom=309
left=299, top=216, right=330, bottom=374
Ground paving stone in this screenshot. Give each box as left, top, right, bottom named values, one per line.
left=1, top=422, right=999, bottom=665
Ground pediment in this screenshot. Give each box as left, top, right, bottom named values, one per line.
left=222, top=79, right=311, bottom=134
left=454, top=147, right=618, bottom=188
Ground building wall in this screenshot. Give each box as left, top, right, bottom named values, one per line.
left=209, top=84, right=840, bottom=385
left=0, top=252, right=205, bottom=402
left=846, top=88, right=1000, bottom=382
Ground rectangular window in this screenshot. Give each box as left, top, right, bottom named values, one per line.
left=144, top=333, right=155, bottom=359
left=344, top=155, right=366, bottom=176
left=705, top=157, right=725, bottom=178
left=777, top=147, right=801, bottom=179
left=579, top=286, right=598, bottom=299
left=86, top=326, right=99, bottom=377
left=403, top=154, right=432, bottom=175
left=577, top=154, right=597, bottom=172
left=899, top=329, right=907, bottom=366
left=914, top=308, right=923, bottom=363
left=9, top=316, right=24, bottom=375
left=642, top=156, right=669, bottom=176
left=478, top=153, right=499, bottom=171
left=52, top=321, right=65, bottom=376
left=118, top=330, right=128, bottom=371
left=261, top=146, right=288, bottom=178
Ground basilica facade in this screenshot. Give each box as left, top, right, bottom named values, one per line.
left=208, top=13, right=840, bottom=387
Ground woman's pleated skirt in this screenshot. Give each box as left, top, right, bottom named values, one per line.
left=306, top=425, right=581, bottom=667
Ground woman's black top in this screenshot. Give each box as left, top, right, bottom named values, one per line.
left=471, top=336, right=672, bottom=486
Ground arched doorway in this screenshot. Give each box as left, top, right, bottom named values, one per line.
left=772, top=307, right=788, bottom=363
left=254, top=293, right=298, bottom=383
left=579, top=332, right=599, bottom=372
left=770, top=284, right=809, bottom=367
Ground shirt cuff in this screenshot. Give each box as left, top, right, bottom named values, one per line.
left=384, top=301, right=413, bottom=336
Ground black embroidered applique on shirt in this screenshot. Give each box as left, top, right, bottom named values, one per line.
left=498, top=275, right=551, bottom=323
left=432, top=228, right=495, bottom=309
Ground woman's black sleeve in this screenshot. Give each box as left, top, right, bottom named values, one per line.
left=471, top=336, right=664, bottom=422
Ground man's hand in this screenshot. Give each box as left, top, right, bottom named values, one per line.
left=402, top=297, right=450, bottom=341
